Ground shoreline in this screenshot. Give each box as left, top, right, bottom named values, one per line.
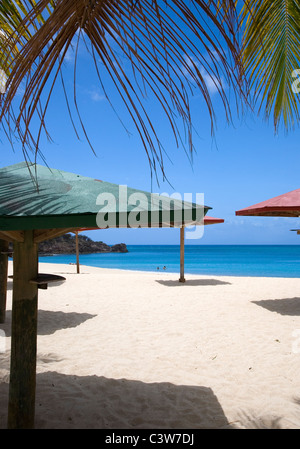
left=1, top=262, right=300, bottom=428
left=37, top=244, right=300, bottom=279
left=36, top=258, right=300, bottom=280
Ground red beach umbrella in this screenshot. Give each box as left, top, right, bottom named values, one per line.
left=203, top=216, right=224, bottom=225
left=236, top=189, right=300, bottom=217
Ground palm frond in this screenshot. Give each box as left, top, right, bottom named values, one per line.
left=241, top=0, right=300, bottom=130
left=0, top=0, right=244, bottom=177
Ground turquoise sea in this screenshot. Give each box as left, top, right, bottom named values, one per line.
left=39, top=245, right=300, bottom=278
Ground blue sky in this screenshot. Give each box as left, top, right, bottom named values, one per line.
left=1, top=30, right=300, bottom=246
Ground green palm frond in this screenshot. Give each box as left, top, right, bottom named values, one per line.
left=0, top=0, right=244, bottom=177
left=0, top=2, right=25, bottom=74
left=241, top=0, right=300, bottom=130
left=0, top=1, right=55, bottom=79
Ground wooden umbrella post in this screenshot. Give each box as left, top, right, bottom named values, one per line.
left=75, top=231, right=80, bottom=274
left=7, top=230, right=38, bottom=429
left=179, top=226, right=185, bottom=283
left=0, top=239, right=9, bottom=323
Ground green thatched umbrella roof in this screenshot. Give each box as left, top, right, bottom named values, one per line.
left=0, top=162, right=210, bottom=237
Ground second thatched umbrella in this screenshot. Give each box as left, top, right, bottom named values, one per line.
left=236, top=189, right=300, bottom=218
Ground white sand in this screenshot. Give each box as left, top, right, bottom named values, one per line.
left=1, top=261, right=300, bottom=429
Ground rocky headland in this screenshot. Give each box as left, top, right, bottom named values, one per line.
left=37, top=233, right=128, bottom=255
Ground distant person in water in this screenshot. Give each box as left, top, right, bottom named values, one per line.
left=163, top=266, right=166, bottom=270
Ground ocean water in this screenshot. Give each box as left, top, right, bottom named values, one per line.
left=38, top=245, right=300, bottom=278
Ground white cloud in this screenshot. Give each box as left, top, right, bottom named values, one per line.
left=64, top=47, right=75, bottom=63
left=182, top=53, right=223, bottom=95
left=87, top=87, right=105, bottom=102
left=200, top=69, right=221, bottom=94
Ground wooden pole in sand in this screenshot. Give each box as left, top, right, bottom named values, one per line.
left=7, top=230, right=38, bottom=429
left=75, top=231, right=80, bottom=274
left=179, top=226, right=185, bottom=283
left=0, top=239, right=9, bottom=323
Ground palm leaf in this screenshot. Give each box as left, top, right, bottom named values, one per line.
left=241, top=0, right=300, bottom=130
left=0, top=0, right=244, bottom=176
left=0, top=1, right=55, bottom=80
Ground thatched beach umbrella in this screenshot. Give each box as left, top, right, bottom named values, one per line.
left=203, top=216, right=224, bottom=225
left=236, top=189, right=300, bottom=245
left=0, top=162, right=210, bottom=429
left=236, top=189, right=300, bottom=218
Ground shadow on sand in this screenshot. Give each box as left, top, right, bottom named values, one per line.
left=1, top=309, right=96, bottom=337
left=252, top=297, right=300, bottom=316
left=156, top=279, right=231, bottom=287
left=0, top=371, right=230, bottom=429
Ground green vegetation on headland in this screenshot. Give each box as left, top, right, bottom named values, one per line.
left=9, top=233, right=128, bottom=255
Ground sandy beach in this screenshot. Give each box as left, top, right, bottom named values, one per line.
left=1, top=261, right=300, bottom=429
